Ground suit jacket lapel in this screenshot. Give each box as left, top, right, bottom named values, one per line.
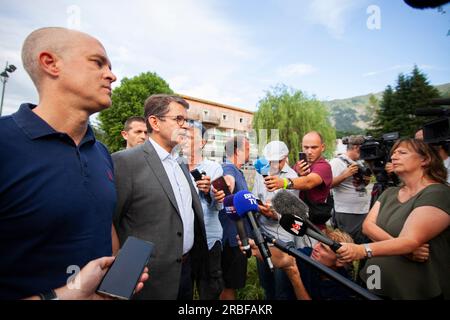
left=142, top=141, right=181, bottom=216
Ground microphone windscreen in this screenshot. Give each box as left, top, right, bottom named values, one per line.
left=223, top=194, right=239, bottom=221
left=233, top=190, right=259, bottom=217
left=253, top=158, right=270, bottom=175
left=272, top=190, right=309, bottom=219
left=279, top=214, right=307, bottom=237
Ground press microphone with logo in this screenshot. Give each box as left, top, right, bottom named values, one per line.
left=272, top=190, right=342, bottom=252
left=272, top=190, right=324, bottom=235
left=279, top=213, right=342, bottom=252
left=223, top=195, right=252, bottom=258
left=233, top=190, right=274, bottom=271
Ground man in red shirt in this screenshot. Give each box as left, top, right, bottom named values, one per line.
left=265, top=131, right=333, bottom=226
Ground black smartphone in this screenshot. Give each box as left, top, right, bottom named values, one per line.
left=212, top=176, right=231, bottom=196
left=298, top=152, right=307, bottom=162
left=190, top=169, right=203, bottom=181
left=97, top=236, right=154, bottom=300
left=256, top=198, right=264, bottom=206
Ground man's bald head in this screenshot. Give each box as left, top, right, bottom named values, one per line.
left=302, top=131, right=325, bottom=163
left=303, top=131, right=324, bottom=144
left=21, top=27, right=102, bottom=89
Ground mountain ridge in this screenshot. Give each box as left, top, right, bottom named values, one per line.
left=322, top=82, right=450, bottom=133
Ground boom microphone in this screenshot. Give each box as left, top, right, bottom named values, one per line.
left=223, top=195, right=252, bottom=258
left=233, top=190, right=274, bottom=271
left=262, top=232, right=381, bottom=300
left=279, top=214, right=342, bottom=252
left=414, top=108, right=450, bottom=117
left=272, top=190, right=324, bottom=235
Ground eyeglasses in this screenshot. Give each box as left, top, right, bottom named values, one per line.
left=157, top=115, right=187, bottom=127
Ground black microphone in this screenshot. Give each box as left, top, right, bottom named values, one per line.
left=272, top=190, right=325, bottom=236
left=233, top=190, right=274, bottom=271
left=262, top=232, right=381, bottom=300
left=279, top=214, right=342, bottom=252
left=414, top=108, right=450, bottom=117
left=223, top=195, right=252, bottom=258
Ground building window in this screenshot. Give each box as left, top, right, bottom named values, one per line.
left=222, top=113, right=228, bottom=121
left=239, top=117, right=244, bottom=124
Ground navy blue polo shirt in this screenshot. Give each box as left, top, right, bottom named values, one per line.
left=219, top=161, right=250, bottom=247
left=0, top=104, right=116, bottom=299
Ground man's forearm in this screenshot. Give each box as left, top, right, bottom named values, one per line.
left=331, top=173, right=348, bottom=188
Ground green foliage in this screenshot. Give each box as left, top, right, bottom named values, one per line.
left=98, top=72, right=173, bottom=152
left=336, top=129, right=364, bottom=139
left=253, top=85, right=336, bottom=162
left=323, top=83, right=449, bottom=135
left=369, top=66, right=441, bottom=138
left=237, top=256, right=264, bottom=300
left=91, top=124, right=107, bottom=145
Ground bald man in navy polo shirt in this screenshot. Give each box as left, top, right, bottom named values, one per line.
left=0, top=27, right=147, bottom=300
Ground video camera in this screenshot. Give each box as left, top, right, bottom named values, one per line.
left=415, top=98, right=450, bottom=148
left=343, top=133, right=400, bottom=205
left=341, top=135, right=373, bottom=192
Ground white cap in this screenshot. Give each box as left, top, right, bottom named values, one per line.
left=263, top=141, right=289, bottom=161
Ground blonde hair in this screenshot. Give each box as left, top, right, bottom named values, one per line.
left=324, top=228, right=354, bottom=244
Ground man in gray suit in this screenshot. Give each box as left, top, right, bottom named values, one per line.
left=112, top=94, right=208, bottom=300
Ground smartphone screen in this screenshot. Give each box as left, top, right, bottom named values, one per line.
left=97, top=236, right=154, bottom=300
left=212, top=176, right=231, bottom=196
left=190, top=169, right=203, bottom=181
left=298, top=152, right=307, bottom=162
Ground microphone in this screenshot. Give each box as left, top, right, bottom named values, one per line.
left=279, top=214, right=342, bottom=252
left=272, top=190, right=324, bottom=235
left=414, top=108, right=450, bottom=117
left=223, top=195, right=252, bottom=258
left=253, top=157, right=270, bottom=177
left=233, top=190, right=274, bottom=271
left=262, top=232, right=381, bottom=300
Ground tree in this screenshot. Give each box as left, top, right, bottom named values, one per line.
left=364, top=94, right=379, bottom=121
left=253, top=85, right=336, bottom=163
left=98, top=72, right=173, bottom=152
left=369, top=66, right=440, bottom=138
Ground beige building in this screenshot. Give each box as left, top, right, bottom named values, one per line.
left=180, top=94, right=257, bottom=163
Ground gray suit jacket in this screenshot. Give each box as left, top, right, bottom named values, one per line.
left=112, top=140, right=208, bottom=300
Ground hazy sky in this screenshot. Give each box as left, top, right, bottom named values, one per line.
left=0, top=0, right=449, bottom=116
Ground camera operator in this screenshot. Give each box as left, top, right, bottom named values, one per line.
left=330, top=136, right=371, bottom=244
left=359, top=133, right=401, bottom=208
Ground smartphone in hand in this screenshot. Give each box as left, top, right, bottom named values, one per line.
left=97, top=236, right=154, bottom=300
left=298, top=152, right=307, bottom=162
left=190, top=169, right=204, bottom=181
left=212, top=176, right=231, bottom=196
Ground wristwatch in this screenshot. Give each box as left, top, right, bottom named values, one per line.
left=286, top=178, right=294, bottom=189
left=363, top=243, right=373, bottom=259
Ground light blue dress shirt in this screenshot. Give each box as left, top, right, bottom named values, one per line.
left=149, top=138, right=194, bottom=254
